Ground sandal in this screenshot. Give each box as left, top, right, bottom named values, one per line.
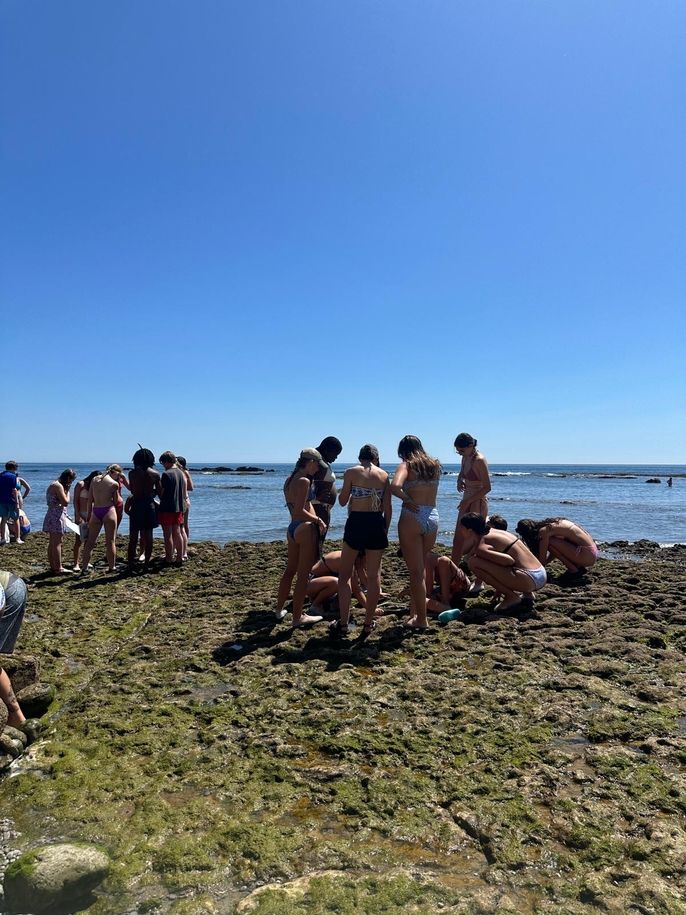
left=361, top=620, right=377, bottom=635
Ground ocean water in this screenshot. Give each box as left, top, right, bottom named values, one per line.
left=13, top=463, right=686, bottom=546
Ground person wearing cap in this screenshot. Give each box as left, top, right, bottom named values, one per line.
left=311, top=437, right=342, bottom=537
left=0, top=461, right=21, bottom=545
left=274, top=448, right=328, bottom=627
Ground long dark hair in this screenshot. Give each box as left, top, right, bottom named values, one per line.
left=459, top=512, right=490, bottom=536
left=397, top=435, right=441, bottom=481
left=516, top=517, right=562, bottom=551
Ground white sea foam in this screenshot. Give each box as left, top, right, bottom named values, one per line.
left=492, top=472, right=531, bottom=477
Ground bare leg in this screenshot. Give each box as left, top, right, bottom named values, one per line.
left=171, top=524, right=184, bottom=563
left=362, top=549, right=384, bottom=629
left=337, top=544, right=359, bottom=629
left=468, top=557, right=537, bottom=607
left=276, top=537, right=299, bottom=613
left=102, top=510, right=117, bottom=570
left=307, top=576, right=338, bottom=609
left=162, top=524, right=174, bottom=562
left=0, top=517, right=7, bottom=543
left=73, top=534, right=81, bottom=569
left=292, top=525, right=319, bottom=625
left=48, top=532, right=66, bottom=572
left=141, top=528, right=153, bottom=566
left=0, top=670, right=25, bottom=727
left=128, top=526, right=140, bottom=569
left=179, top=525, right=188, bottom=560
left=81, top=516, right=105, bottom=571
left=548, top=538, right=597, bottom=572
left=399, top=514, right=435, bottom=627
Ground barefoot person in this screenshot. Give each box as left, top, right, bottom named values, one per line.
left=274, top=449, right=327, bottom=627
left=42, top=469, right=77, bottom=573
left=158, top=451, right=188, bottom=566
left=72, top=470, right=99, bottom=571
left=310, top=436, right=342, bottom=547
left=0, top=568, right=28, bottom=726
left=332, top=444, right=391, bottom=637
left=516, top=518, right=598, bottom=575
left=176, top=456, right=194, bottom=555
left=126, top=447, right=162, bottom=570
left=459, top=513, right=546, bottom=610
left=451, top=433, right=491, bottom=596
left=80, top=468, right=121, bottom=573
left=391, top=435, right=442, bottom=630
left=424, top=553, right=471, bottom=616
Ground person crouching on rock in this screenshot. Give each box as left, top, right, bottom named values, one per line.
left=0, top=569, right=28, bottom=727
left=459, top=513, right=547, bottom=611
left=516, top=518, right=598, bottom=576
left=424, top=553, right=471, bottom=616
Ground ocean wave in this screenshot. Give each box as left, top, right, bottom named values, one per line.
left=492, top=472, right=531, bottom=477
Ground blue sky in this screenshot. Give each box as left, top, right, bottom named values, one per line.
left=2, top=1, right=685, bottom=464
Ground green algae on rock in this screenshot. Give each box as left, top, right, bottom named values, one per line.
left=0, top=535, right=684, bottom=913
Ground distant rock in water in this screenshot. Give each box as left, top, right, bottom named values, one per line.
left=191, top=466, right=275, bottom=474
left=645, top=478, right=662, bottom=484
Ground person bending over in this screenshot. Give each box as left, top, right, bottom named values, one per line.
left=516, top=518, right=598, bottom=575
left=459, top=513, right=547, bottom=611
left=424, top=553, right=471, bottom=616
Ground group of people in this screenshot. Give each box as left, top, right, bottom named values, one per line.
left=0, top=461, right=32, bottom=545
left=276, top=433, right=599, bottom=633
left=2, top=451, right=196, bottom=575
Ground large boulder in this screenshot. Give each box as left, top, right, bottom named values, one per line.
left=15, top=682, right=55, bottom=718
left=0, top=655, right=40, bottom=693
left=3, top=843, right=111, bottom=914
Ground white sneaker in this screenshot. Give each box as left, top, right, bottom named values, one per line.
left=16, top=539, right=24, bottom=545
left=274, top=607, right=288, bottom=621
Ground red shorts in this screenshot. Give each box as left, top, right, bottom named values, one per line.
left=158, top=512, right=184, bottom=527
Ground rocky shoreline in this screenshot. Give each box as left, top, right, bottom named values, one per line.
left=0, top=535, right=684, bottom=913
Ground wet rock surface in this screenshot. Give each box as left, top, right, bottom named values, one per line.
left=0, top=535, right=684, bottom=913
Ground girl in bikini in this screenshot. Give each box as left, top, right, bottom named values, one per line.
left=72, top=470, right=99, bottom=571
left=516, top=518, right=598, bottom=575
left=332, top=444, right=391, bottom=637
left=451, top=433, right=492, bottom=588
left=80, top=469, right=121, bottom=573
left=460, top=512, right=547, bottom=610
left=274, top=449, right=328, bottom=627
left=391, top=435, right=442, bottom=629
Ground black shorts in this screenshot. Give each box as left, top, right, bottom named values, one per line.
left=129, top=498, right=158, bottom=530
left=343, top=512, right=388, bottom=552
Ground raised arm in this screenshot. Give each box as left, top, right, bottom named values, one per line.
left=53, top=482, right=69, bottom=508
